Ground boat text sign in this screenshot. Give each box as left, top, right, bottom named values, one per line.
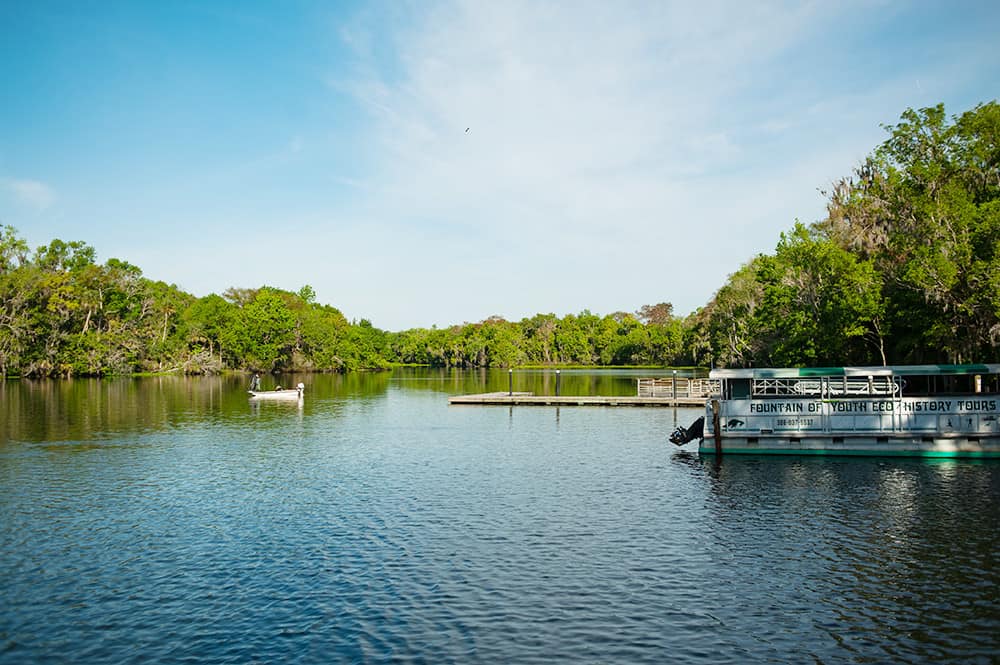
left=725, top=397, right=999, bottom=435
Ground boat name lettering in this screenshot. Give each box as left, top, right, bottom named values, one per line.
left=750, top=402, right=804, bottom=413
left=901, top=400, right=952, bottom=412
left=957, top=399, right=997, bottom=411
left=742, top=398, right=997, bottom=415
left=830, top=401, right=869, bottom=413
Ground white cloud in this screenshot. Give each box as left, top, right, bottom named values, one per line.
left=1, top=177, right=56, bottom=210
left=129, top=0, right=979, bottom=331
left=320, top=1, right=874, bottom=328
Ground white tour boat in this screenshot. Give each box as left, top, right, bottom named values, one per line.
left=670, top=364, right=1000, bottom=457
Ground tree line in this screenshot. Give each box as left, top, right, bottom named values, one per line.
left=0, top=233, right=685, bottom=376
left=1, top=101, right=996, bottom=377
left=689, top=101, right=998, bottom=368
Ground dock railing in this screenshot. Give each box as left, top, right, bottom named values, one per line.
left=637, top=377, right=719, bottom=398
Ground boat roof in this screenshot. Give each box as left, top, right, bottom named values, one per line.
left=710, top=364, right=1000, bottom=379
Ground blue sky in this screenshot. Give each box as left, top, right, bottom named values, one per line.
left=2, top=1, right=998, bottom=331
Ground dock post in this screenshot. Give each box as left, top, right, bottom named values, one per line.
left=712, top=399, right=722, bottom=456
left=556, top=370, right=561, bottom=396
left=508, top=368, right=513, bottom=396
left=672, top=370, right=677, bottom=400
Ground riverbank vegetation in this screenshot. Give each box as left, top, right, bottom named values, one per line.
left=1, top=101, right=996, bottom=377
left=691, top=101, right=998, bottom=367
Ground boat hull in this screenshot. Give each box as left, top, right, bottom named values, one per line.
left=248, top=389, right=303, bottom=400
left=699, top=434, right=1000, bottom=457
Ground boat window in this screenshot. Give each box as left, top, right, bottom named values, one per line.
left=729, top=378, right=751, bottom=400
left=901, top=373, right=998, bottom=396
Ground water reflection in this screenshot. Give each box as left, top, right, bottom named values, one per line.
left=248, top=397, right=305, bottom=422
left=395, top=367, right=691, bottom=398
left=669, top=449, right=702, bottom=469
left=676, top=454, right=1000, bottom=662
left=2, top=367, right=685, bottom=444
left=1, top=371, right=400, bottom=445
left=2, top=369, right=997, bottom=664
left=2, top=375, right=232, bottom=443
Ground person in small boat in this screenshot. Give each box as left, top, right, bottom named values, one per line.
left=250, top=373, right=261, bottom=391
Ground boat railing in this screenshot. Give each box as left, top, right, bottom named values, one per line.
left=752, top=377, right=901, bottom=397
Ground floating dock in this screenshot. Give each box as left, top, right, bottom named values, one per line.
left=448, top=392, right=705, bottom=407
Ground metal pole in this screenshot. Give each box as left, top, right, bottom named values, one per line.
left=672, top=369, right=677, bottom=400
left=556, top=369, right=561, bottom=396
left=508, top=368, right=513, bottom=396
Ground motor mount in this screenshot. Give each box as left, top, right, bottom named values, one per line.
left=669, top=416, right=705, bottom=446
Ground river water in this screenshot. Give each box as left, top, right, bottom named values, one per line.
left=1, top=369, right=997, bottom=664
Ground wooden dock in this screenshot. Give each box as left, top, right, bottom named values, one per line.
left=448, top=392, right=706, bottom=407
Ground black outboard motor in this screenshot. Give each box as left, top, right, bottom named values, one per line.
left=669, top=416, right=705, bottom=446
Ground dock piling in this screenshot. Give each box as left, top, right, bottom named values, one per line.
left=711, top=399, right=722, bottom=456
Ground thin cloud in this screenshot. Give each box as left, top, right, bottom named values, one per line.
left=1, top=177, right=56, bottom=210
left=324, top=1, right=863, bottom=327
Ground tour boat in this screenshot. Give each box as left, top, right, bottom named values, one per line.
left=671, top=364, right=1000, bottom=457
left=248, top=383, right=305, bottom=400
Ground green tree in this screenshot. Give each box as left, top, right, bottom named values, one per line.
left=704, top=259, right=765, bottom=367
left=0, top=224, right=29, bottom=274
left=824, top=102, right=1000, bottom=362
left=225, top=288, right=297, bottom=370
left=520, top=314, right=559, bottom=363
left=482, top=317, right=525, bottom=367
left=752, top=224, right=885, bottom=366
left=0, top=230, right=35, bottom=374
left=183, top=294, right=236, bottom=364
left=554, top=313, right=591, bottom=364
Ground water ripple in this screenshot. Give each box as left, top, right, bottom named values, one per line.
left=2, top=385, right=999, bottom=664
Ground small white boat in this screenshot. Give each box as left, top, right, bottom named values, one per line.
left=248, top=383, right=305, bottom=400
